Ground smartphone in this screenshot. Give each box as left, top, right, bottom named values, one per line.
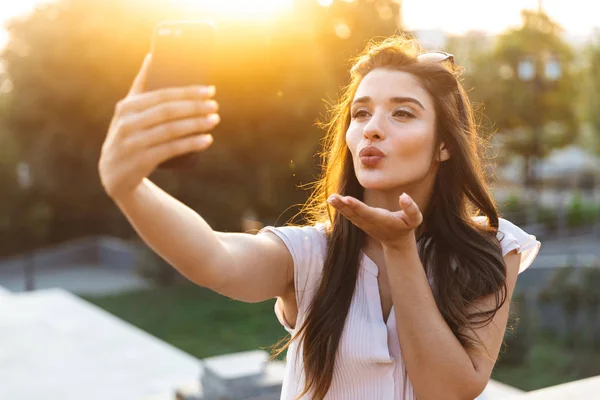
left=145, top=20, right=217, bottom=169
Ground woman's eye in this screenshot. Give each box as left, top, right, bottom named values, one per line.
left=393, top=110, right=414, bottom=118
left=352, top=110, right=369, bottom=119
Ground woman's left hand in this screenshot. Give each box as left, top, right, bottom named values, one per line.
left=327, top=193, right=423, bottom=249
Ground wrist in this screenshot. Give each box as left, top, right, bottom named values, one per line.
left=382, top=231, right=417, bottom=252
left=111, top=179, right=149, bottom=208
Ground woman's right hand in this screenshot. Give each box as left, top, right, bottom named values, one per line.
left=98, top=54, right=220, bottom=201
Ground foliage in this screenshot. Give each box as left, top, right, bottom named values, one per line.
left=566, top=191, right=584, bottom=227
left=495, top=266, right=600, bottom=390
left=493, top=333, right=600, bottom=391
left=487, top=11, right=577, bottom=136
left=500, top=293, right=532, bottom=366
left=580, top=267, right=600, bottom=348
left=537, top=266, right=600, bottom=348
left=583, top=32, right=600, bottom=154
left=0, top=0, right=162, bottom=254
left=498, top=190, right=600, bottom=230
left=0, top=0, right=402, bottom=257
left=462, top=10, right=579, bottom=187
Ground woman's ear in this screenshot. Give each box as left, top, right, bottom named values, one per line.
left=437, top=142, right=451, bottom=162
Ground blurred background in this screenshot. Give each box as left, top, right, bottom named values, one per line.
left=0, top=0, right=599, bottom=399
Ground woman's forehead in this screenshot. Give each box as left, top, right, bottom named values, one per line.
left=354, top=69, right=431, bottom=106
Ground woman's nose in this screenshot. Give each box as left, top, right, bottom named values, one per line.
left=363, top=113, right=385, bottom=141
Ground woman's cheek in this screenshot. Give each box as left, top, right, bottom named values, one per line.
left=345, top=127, right=361, bottom=156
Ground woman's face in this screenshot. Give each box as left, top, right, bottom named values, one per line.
left=346, top=68, right=449, bottom=191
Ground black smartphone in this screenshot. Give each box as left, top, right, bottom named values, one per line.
left=145, top=20, right=217, bottom=169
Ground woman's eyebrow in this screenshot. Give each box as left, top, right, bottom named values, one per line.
left=352, top=96, right=425, bottom=110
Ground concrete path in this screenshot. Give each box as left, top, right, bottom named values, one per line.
left=0, top=289, right=201, bottom=400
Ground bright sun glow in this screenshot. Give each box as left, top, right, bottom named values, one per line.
left=0, top=0, right=43, bottom=49
left=0, top=0, right=598, bottom=50
left=176, top=0, right=296, bottom=22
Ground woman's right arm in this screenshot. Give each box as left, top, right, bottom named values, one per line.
left=113, top=178, right=293, bottom=302
left=99, top=55, right=293, bottom=303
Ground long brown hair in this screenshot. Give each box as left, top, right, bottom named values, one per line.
left=271, top=36, right=507, bottom=400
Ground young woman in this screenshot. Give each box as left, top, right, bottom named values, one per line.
left=99, top=37, right=540, bottom=400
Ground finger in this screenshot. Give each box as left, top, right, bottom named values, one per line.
left=328, top=195, right=372, bottom=226
left=337, top=196, right=363, bottom=220
left=126, top=114, right=220, bottom=150
left=142, top=134, right=214, bottom=168
left=128, top=54, right=152, bottom=96
left=118, top=86, right=216, bottom=117
left=399, top=193, right=422, bottom=224
left=127, top=99, right=219, bottom=131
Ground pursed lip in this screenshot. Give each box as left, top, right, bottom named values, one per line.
left=359, top=146, right=385, bottom=158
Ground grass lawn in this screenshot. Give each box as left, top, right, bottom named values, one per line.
left=83, top=283, right=288, bottom=360
left=84, top=283, right=600, bottom=392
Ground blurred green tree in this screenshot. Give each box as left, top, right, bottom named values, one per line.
left=463, top=10, right=578, bottom=187
left=538, top=267, right=585, bottom=349
left=582, top=32, right=600, bottom=154
left=580, top=266, right=600, bottom=348
left=0, top=0, right=164, bottom=254
left=0, top=0, right=402, bottom=257
left=0, top=75, right=20, bottom=243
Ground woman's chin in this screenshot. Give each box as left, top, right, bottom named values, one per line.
left=356, top=175, right=396, bottom=191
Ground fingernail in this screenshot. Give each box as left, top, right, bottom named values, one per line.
left=208, top=100, right=219, bottom=112
left=400, top=193, right=411, bottom=205
left=204, top=85, right=216, bottom=95
left=327, top=195, right=335, bottom=204
left=196, top=86, right=213, bottom=96
left=207, top=114, right=220, bottom=124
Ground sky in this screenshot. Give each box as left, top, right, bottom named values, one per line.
left=402, top=0, right=599, bottom=36
left=0, top=0, right=598, bottom=49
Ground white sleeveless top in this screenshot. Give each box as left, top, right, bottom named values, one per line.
left=259, top=217, right=541, bottom=400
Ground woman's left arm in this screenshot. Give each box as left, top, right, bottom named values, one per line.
left=384, top=240, right=521, bottom=400
left=326, top=192, right=522, bottom=400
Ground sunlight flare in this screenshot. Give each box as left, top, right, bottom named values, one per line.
left=175, top=0, right=295, bottom=22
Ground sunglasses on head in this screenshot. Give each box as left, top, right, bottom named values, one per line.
left=416, top=51, right=455, bottom=64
